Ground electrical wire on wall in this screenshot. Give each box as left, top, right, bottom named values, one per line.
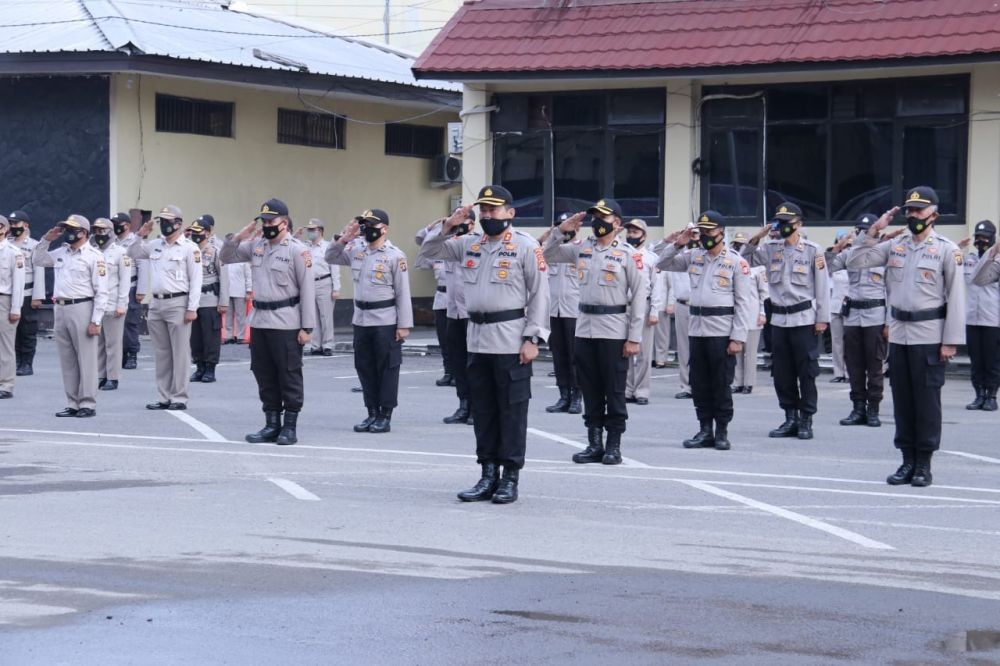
left=135, top=73, right=147, bottom=208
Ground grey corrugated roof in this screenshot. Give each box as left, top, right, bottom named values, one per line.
left=0, top=0, right=459, bottom=92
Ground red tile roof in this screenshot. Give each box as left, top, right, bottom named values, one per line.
left=414, top=0, right=1000, bottom=78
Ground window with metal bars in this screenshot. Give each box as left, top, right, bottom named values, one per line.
left=155, top=94, right=233, bottom=138
left=384, top=123, right=443, bottom=158
left=277, top=108, right=345, bottom=149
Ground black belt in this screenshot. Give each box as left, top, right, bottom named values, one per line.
left=24, top=282, right=32, bottom=289
left=468, top=308, right=525, bottom=325
left=154, top=291, right=188, bottom=300
left=55, top=296, right=93, bottom=306
left=676, top=298, right=689, bottom=305
left=130, top=276, right=138, bottom=284
left=891, top=305, right=947, bottom=322
left=436, top=286, right=447, bottom=293
left=254, top=296, right=301, bottom=311
left=845, top=298, right=885, bottom=311
left=579, top=304, right=627, bottom=315
left=771, top=300, right=812, bottom=315
left=201, top=283, right=220, bottom=294
left=354, top=298, right=395, bottom=311
left=690, top=305, right=735, bottom=316
left=314, top=274, right=332, bottom=281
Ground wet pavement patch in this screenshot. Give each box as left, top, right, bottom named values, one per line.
left=940, top=630, right=1000, bottom=653
left=0, top=480, right=173, bottom=496
left=492, top=610, right=591, bottom=624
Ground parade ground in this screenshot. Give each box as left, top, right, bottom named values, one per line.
left=2, top=335, right=999, bottom=664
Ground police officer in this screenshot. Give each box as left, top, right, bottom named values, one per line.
left=544, top=198, right=646, bottom=465
left=418, top=185, right=549, bottom=504
left=223, top=198, right=315, bottom=445
left=328, top=209, right=413, bottom=434
left=538, top=212, right=582, bottom=414
left=415, top=218, right=453, bottom=385
left=194, top=214, right=224, bottom=254
left=668, top=228, right=697, bottom=398
left=624, top=219, right=666, bottom=406
left=8, top=211, right=42, bottom=376
left=656, top=212, right=753, bottom=450
left=0, top=215, right=25, bottom=399
left=851, top=186, right=965, bottom=487
left=828, top=213, right=891, bottom=426
left=652, top=269, right=671, bottom=368
left=188, top=220, right=229, bottom=384
left=91, top=218, right=131, bottom=391
left=224, top=237, right=253, bottom=344
left=730, top=232, right=768, bottom=394
left=744, top=203, right=831, bottom=439
left=128, top=205, right=203, bottom=411
left=300, top=220, right=339, bottom=356
left=112, top=212, right=147, bottom=370
left=828, top=230, right=850, bottom=383
left=965, top=220, right=1000, bottom=411
left=34, top=215, right=108, bottom=416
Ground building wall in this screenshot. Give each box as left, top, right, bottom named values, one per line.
left=109, top=73, right=459, bottom=303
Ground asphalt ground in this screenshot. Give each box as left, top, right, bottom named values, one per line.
left=1, top=332, right=999, bottom=664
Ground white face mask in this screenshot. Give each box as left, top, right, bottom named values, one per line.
left=306, top=231, right=319, bottom=241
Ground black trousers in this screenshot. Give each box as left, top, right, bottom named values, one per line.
left=967, top=325, right=1000, bottom=390
left=354, top=324, right=402, bottom=409
left=434, top=308, right=449, bottom=373
left=249, top=328, right=304, bottom=413
left=888, top=343, right=945, bottom=452
left=549, top=315, right=578, bottom=390
left=190, top=306, right=222, bottom=364
left=123, top=285, right=141, bottom=357
left=446, top=316, right=469, bottom=400
left=844, top=325, right=887, bottom=403
left=574, top=337, right=628, bottom=433
left=14, top=295, right=39, bottom=364
left=690, top=336, right=736, bottom=425
left=467, top=353, right=531, bottom=469
left=762, top=299, right=773, bottom=353
left=771, top=325, right=820, bottom=415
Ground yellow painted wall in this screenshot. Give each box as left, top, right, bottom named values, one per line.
left=109, top=73, right=459, bottom=300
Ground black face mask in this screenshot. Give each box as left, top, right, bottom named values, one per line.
left=261, top=223, right=282, bottom=240
left=159, top=220, right=179, bottom=237
left=778, top=222, right=796, bottom=239
left=700, top=234, right=720, bottom=250
left=591, top=219, right=615, bottom=238
left=363, top=225, right=384, bottom=243
left=113, top=223, right=129, bottom=236
left=7, top=226, right=25, bottom=238
left=975, top=238, right=995, bottom=256
left=190, top=234, right=206, bottom=245
left=686, top=240, right=699, bottom=249
left=625, top=236, right=643, bottom=248
left=454, top=223, right=470, bottom=237
left=481, top=217, right=510, bottom=237
left=906, top=214, right=933, bottom=236
left=62, top=228, right=82, bottom=245
left=93, top=233, right=112, bottom=249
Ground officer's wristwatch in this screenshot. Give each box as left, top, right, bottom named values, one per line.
left=301, top=328, right=313, bottom=334
left=523, top=335, right=540, bottom=345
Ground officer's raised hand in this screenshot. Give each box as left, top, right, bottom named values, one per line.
left=339, top=218, right=361, bottom=244
left=443, top=205, right=474, bottom=232
left=42, top=226, right=62, bottom=242
left=623, top=340, right=640, bottom=358
left=669, top=226, right=695, bottom=248
left=958, top=236, right=972, bottom=249
left=234, top=220, right=257, bottom=242
left=137, top=220, right=154, bottom=239
left=871, top=206, right=900, bottom=236
left=559, top=212, right=586, bottom=235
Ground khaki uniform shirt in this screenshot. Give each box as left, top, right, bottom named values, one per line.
left=326, top=239, right=414, bottom=329
left=744, top=237, right=831, bottom=328
left=830, top=246, right=888, bottom=327
left=307, top=238, right=341, bottom=295
left=414, top=227, right=449, bottom=311
left=964, top=251, right=1000, bottom=327
left=114, top=232, right=149, bottom=294
left=418, top=226, right=549, bottom=354
left=543, top=230, right=646, bottom=342
left=638, top=245, right=667, bottom=319
left=100, top=243, right=132, bottom=313
left=33, top=240, right=108, bottom=324
left=221, top=236, right=316, bottom=330
left=128, top=236, right=204, bottom=311
left=197, top=242, right=230, bottom=309
left=847, top=231, right=965, bottom=346
left=10, top=236, right=44, bottom=301
left=0, top=238, right=26, bottom=314
left=749, top=265, right=768, bottom=330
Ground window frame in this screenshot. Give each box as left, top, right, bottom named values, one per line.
left=154, top=93, right=234, bottom=139
left=384, top=123, right=445, bottom=158
left=276, top=108, right=346, bottom=150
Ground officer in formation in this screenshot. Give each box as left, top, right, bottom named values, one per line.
left=195, top=214, right=224, bottom=254
left=652, top=269, right=671, bottom=368
left=300, top=220, right=339, bottom=356
left=34, top=215, right=108, bottom=417
left=418, top=185, right=549, bottom=504
left=91, top=218, right=131, bottom=391
left=128, top=205, right=203, bottom=411
left=729, top=232, right=768, bottom=394
left=828, top=230, right=850, bottom=384
left=328, top=209, right=413, bottom=435
left=962, top=221, right=1000, bottom=411
left=667, top=230, right=696, bottom=398
left=0, top=215, right=25, bottom=399
left=415, top=220, right=452, bottom=387
left=8, top=211, right=43, bottom=377
left=188, top=220, right=229, bottom=384
left=744, top=202, right=831, bottom=440
left=223, top=198, right=315, bottom=446
left=224, top=234, right=253, bottom=344
left=544, top=198, right=646, bottom=466
left=111, top=212, right=147, bottom=370
left=624, top=218, right=666, bottom=406
left=655, top=211, right=753, bottom=450
left=537, top=212, right=582, bottom=415
left=827, top=213, right=891, bottom=427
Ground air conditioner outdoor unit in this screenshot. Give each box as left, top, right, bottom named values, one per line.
left=431, top=156, right=462, bottom=187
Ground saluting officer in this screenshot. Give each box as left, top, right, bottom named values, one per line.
left=655, top=211, right=753, bottom=450
left=539, top=212, right=582, bottom=414
left=744, top=202, right=831, bottom=440
left=851, top=186, right=965, bottom=487
left=961, top=221, right=1000, bottom=411
left=8, top=211, right=43, bottom=376
left=328, top=209, right=413, bottom=434
left=300, top=220, right=340, bottom=356
left=828, top=213, right=891, bottom=427
left=34, top=215, right=108, bottom=417
left=543, top=198, right=646, bottom=466
left=623, top=218, right=666, bottom=406
left=415, top=218, right=453, bottom=386
left=418, top=185, right=549, bottom=504
left=128, top=205, right=203, bottom=411
left=112, top=212, right=147, bottom=370
left=0, top=215, right=25, bottom=399
left=188, top=220, right=229, bottom=384
left=730, top=232, right=767, bottom=395
left=91, top=218, right=131, bottom=391
left=222, top=198, right=315, bottom=445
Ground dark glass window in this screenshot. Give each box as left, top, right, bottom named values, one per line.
left=495, top=134, right=546, bottom=218
left=902, top=122, right=966, bottom=214
left=385, top=123, right=443, bottom=158
left=613, top=132, right=661, bottom=217
left=830, top=122, right=893, bottom=220
left=155, top=94, right=233, bottom=138
left=554, top=131, right=602, bottom=212
left=766, top=124, right=828, bottom=221
left=277, top=108, right=344, bottom=149
left=705, top=128, right=760, bottom=218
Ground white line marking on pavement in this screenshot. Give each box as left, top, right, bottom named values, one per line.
left=268, top=478, right=321, bottom=501
left=680, top=480, right=895, bottom=550
left=18, top=439, right=304, bottom=458
left=942, top=450, right=1000, bottom=464
left=703, top=480, right=1000, bottom=505
left=165, top=410, right=227, bottom=441
left=527, top=427, right=651, bottom=468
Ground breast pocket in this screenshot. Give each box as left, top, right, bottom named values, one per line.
left=790, top=266, right=810, bottom=287
left=461, top=258, right=480, bottom=283
left=688, top=265, right=703, bottom=289
left=576, top=259, right=590, bottom=283
left=490, top=259, right=518, bottom=285
left=370, top=266, right=391, bottom=286
left=916, top=260, right=939, bottom=285
left=599, top=261, right=620, bottom=287
left=711, top=267, right=734, bottom=292
left=767, top=263, right=782, bottom=284
left=272, top=264, right=291, bottom=287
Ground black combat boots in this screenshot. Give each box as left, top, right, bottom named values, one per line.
left=354, top=407, right=378, bottom=432
left=492, top=467, right=519, bottom=504
left=796, top=414, right=814, bottom=440
left=545, top=387, right=571, bottom=413
left=572, top=427, right=604, bottom=463
left=866, top=400, right=881, bottom=427
left=200, top=363, right=217, bottom=383
left=714, top=421, right=731, bottom=451
left=276, top=411, right=298, bottom=445
left=443, top=399, right=470, bottom=424
left=983, top=388, right=998, bottom=412
left=911, top=450, right=933, bottom=487
left=839, top=400, right=867, bottom=426
left=966, top=386, right=986, bottom=410
left=886, top=448, right=916, bottom=485
left=246, top=410, right=281, bottom=443
left=457, top=463, right=500, bottom=502
left=190, top=362, right=205, bottom=382
left=683, top=420, right=714, bottom=448
left=768, top=409, right=799, bottom=437
left=602, top=431, right=622, bottom=465
left=370, top=407, right=393, bottom=433
left=567, top=388, right=582, bottom=414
